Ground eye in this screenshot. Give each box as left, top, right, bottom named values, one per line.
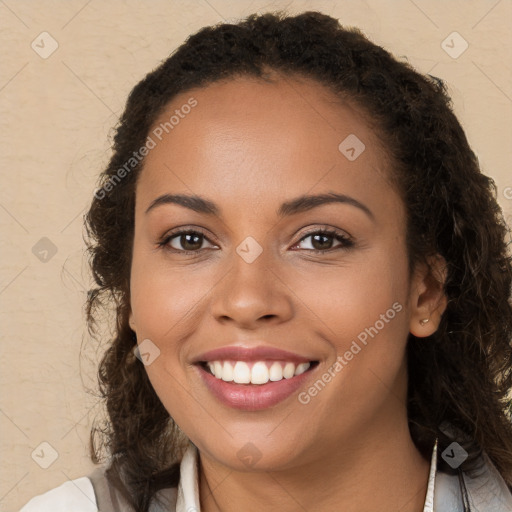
left=157, top=227, right=353, bottom=255
left=158, top=229, right=216, bottom=254
left=291, top=228, right=354, bottom=253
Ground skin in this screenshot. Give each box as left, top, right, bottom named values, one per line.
left=129, top=74, right=447, bottom=512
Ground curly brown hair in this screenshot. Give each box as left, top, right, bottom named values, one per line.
left=85, top=10, right=512, bottom=510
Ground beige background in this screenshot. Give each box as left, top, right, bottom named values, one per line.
left=1, top=0, right=511, bottom=510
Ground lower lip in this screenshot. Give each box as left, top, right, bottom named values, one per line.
left=197, top=364, right=316, bottom=411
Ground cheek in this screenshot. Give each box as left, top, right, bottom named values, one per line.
left=130, top=249, right=213, bottom=343
left=130, top=252, right=209, bottom=419
left=336, top=245, right=411, bottom=393
left=301, top=246, right=411, bottom=409
left=289, top=249, right=411, bottom=427
left=290, top=244, right=410, bottom=350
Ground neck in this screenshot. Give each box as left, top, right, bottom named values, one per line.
left=198, top=413, right=431, bottom=512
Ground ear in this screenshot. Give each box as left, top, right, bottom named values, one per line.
left=129, top=308, right=137, bottom=333
left=409, top=254, right=448, bottom=337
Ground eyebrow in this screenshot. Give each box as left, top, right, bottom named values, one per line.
left=145, top=192, right=374, bottom=220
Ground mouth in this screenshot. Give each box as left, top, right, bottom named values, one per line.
left=194, top=351, right=320, bottom=410
left=199, top=359, right=319, bottom=385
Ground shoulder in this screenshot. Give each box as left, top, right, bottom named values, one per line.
left=435, top=452, right=512, bottom=512
left=88, top=465, right=178, bottom=512
left=19, top=476, right=97, bottom=512
left=465, top=453, right=512, bottom=511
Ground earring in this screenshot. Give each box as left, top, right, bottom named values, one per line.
left=419, top=318, right=430, bottom=326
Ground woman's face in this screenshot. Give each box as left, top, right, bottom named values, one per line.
left=129, top=76, right=430, bottom=471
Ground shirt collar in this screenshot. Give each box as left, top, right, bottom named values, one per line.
left=423, top=438, right=438, bottom=512
left=176, top=442, right=200, bottom=512
left=176, top=440, right=439, bottom=512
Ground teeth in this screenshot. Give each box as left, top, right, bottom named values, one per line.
left=205, top=360, right=311, bottom=385
left=295, top=362, right=310, bottom=376
left=283, top=362, right=295, bottom=379
left=251, top=362, right=269, bottom=384
left=269, top=362, right=283, bottom=381
left=221, top=361, right=234, bottom=382
left=213, top=361, right=223, bottom=379
left=233, top=361, right=251, bottom=384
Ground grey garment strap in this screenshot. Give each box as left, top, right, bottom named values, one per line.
left=88, top=466, right=178, bottom=512
left=88, top=466, right=134, bottom=512
left=457, top=469, right=471, bottom=512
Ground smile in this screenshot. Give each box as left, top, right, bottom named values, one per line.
left=193, top=346, right=320, bottom=410
left=204, top=360, right=312, bottom=385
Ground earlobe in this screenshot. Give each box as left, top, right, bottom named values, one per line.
left=409, top=254, right=448, bottom=338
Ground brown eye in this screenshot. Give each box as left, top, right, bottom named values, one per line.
left=310, top=233, right=335, bottom=250
left=293, top=229, right=354, bottom=253
left=174, top=232, right=204, bottom=251
left=159, top=229, right=216, bottom=253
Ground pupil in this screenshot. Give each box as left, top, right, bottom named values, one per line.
left=313, top=234, right=332, bottom=250
left=183, top=234, right=201, bottom=250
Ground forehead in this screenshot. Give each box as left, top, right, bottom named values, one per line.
left=136, top=75, right=399, bottom=221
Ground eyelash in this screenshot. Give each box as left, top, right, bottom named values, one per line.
left=157, top=227, right=354, bottom=255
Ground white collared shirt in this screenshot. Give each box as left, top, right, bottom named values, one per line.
left=20, top=441, right=512, bottom=511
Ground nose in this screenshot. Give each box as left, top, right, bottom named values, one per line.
left=210, top=249, right=294, bottom=330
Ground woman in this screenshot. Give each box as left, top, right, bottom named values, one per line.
left=20, top=10, right=512, bottom=512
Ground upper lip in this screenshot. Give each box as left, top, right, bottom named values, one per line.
left=192, top=345, right=315, bottom=364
